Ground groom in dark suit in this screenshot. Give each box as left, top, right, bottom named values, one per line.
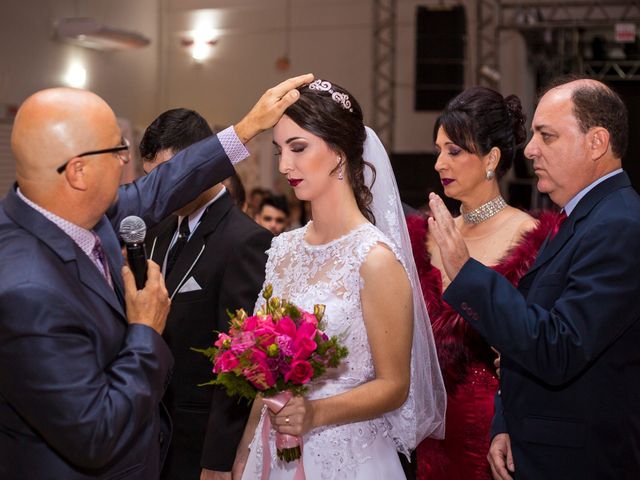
left=140, top=108, right=272, bottom=480
left=429, top=77, right=640, bottom=479
left=0, top=74, right=311, bottom=479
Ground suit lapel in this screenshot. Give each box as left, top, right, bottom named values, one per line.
left=520, top=172, right=631, bottom=282
left=165, top=193, right=233, bottom=296
left=525, top=216, right=575, bottom=275
left=147, top=216, right=178, bottom=266
left=4, top=186, right=126, bottom=320
left=94, top=216, right=126, bottom=313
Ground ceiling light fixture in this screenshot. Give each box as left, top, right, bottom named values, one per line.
left=56, top=17, right=150, bottom=51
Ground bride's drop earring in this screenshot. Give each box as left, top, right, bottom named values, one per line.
left=337, top=156, right=344, bottom=181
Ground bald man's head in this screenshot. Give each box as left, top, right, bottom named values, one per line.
left=11, top=88, right=126, bottom=228
left=12, top=88, right=121, bottom=182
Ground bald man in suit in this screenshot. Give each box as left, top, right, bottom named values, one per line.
left=0, top=74, right=312, bottom=479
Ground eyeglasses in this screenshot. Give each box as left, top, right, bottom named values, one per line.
left=56, top=139, right=130, bottom=174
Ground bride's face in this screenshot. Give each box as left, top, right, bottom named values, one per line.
left=274, top=115, right=339, bottom=202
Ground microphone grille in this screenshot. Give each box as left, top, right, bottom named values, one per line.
left=119, top=216, right=147, bottom=244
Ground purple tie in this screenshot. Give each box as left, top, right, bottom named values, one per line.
left=92, top=233, right=112, bottom=287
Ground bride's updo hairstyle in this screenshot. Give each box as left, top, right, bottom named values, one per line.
left=284, top=79, right=376, bottom=224
left=434, top=86, right=527, bottom=179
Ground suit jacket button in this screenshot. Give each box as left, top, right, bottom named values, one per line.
left=159, top=432, right=165, bottom=446
left=461, top=302, right=469, bottom=310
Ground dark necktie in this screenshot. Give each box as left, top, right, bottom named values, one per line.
left=549, top=210, right=568, bottom=240
left=165, top=217, right=190, bottom=277
left=91, top=232, right=112, bottom=287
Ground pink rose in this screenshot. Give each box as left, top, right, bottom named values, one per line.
left=230, top=332, right=255, bottom=355
left=301, top=312, right=318, bottom=327
left=293, top=321, right=317, bottom=359
left=244, top=349, right=277, bottom=389
left=253, top=329, right=277, bottom=354
left=293, top=336, right=317, bottom=360
left=275, top=317, right=297, bottom=339
left=296, top=321, right=317, bottom=340
left=241, top=315, right=259, bottom=332
left=214, top=350, right=239, bottom=373
left=257, top=315, right=277, bottom=330
left=284, top=359, right=314, bottom=384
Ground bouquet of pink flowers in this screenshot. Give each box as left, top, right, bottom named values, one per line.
left=197, top=284, right=348, bottom=462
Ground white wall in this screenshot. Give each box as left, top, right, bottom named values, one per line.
left=160, top=0, right=372, bottom=128
left=160, top=0, right=494, bottom=154
left=0, top=0, right=160, bottom=126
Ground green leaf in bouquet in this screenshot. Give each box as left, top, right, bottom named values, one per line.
left=262, top=382, right=307, bottom=399
left=282, top=302, right=301, bottom=320
left=190, top=346, right=218, bottom=362
left=213, top=372, right=256, bottom=402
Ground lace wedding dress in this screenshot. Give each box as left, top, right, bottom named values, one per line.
left=242, top=221, right=408, bottom=480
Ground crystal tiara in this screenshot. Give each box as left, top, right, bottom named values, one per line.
left=308, top=79, right=354, bottom=112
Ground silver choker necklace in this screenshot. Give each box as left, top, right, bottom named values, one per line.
left=460, top=195, right=507, bottom=224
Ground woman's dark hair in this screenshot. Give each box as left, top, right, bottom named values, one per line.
left=434, top=86, right=527, bottom=179
left=283, top=80, right=376, bottom=224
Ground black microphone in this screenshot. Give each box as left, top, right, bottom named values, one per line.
left=119, top=216, right=148, bottom=290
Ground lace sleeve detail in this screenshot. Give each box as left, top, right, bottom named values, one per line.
left=352, top=225, right=408, bottom=287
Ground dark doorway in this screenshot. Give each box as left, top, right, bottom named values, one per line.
left=610, top=81, right=640, bottom=192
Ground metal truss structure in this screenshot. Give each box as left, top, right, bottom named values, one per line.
left=477, top=0, right=501, bottom=88
left=372, top=0, right=397, bottom=150
left=372, top=0, right=639, bottom=149
left=477, top=0, right=640, bottom=85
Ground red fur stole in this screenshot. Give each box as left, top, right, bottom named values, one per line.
left=406, top=211, right=558, bottom=392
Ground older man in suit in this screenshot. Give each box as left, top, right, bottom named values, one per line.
left=429, top=77, right=640, bottom=479
left=0, top=74, right=312, bottom=479
left=139, top=108, right=272, bottom=480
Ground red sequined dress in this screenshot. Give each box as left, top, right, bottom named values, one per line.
left=407, top=213, right=556, bottom=480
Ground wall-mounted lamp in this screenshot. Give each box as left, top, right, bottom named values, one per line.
left=183, top=22, right=218, bottom=62
left=64, top=62, right=87, bottom=88
left=181, top=37, right=218, bottom=62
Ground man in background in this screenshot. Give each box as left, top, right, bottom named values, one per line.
left=254, top=194, right=290, bottom=235
left=140, top=108, right=272, bottom=480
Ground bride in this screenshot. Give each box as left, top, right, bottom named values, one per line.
left=234, top=79, right=446, bottom=479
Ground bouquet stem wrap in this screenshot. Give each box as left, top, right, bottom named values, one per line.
left=261, top=391, right=306, bottom=479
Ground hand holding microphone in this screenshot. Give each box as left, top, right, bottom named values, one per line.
left=119, top=216, right=171, bottom=334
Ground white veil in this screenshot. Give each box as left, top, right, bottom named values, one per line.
left=363, top=126, right=446, bottom=455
